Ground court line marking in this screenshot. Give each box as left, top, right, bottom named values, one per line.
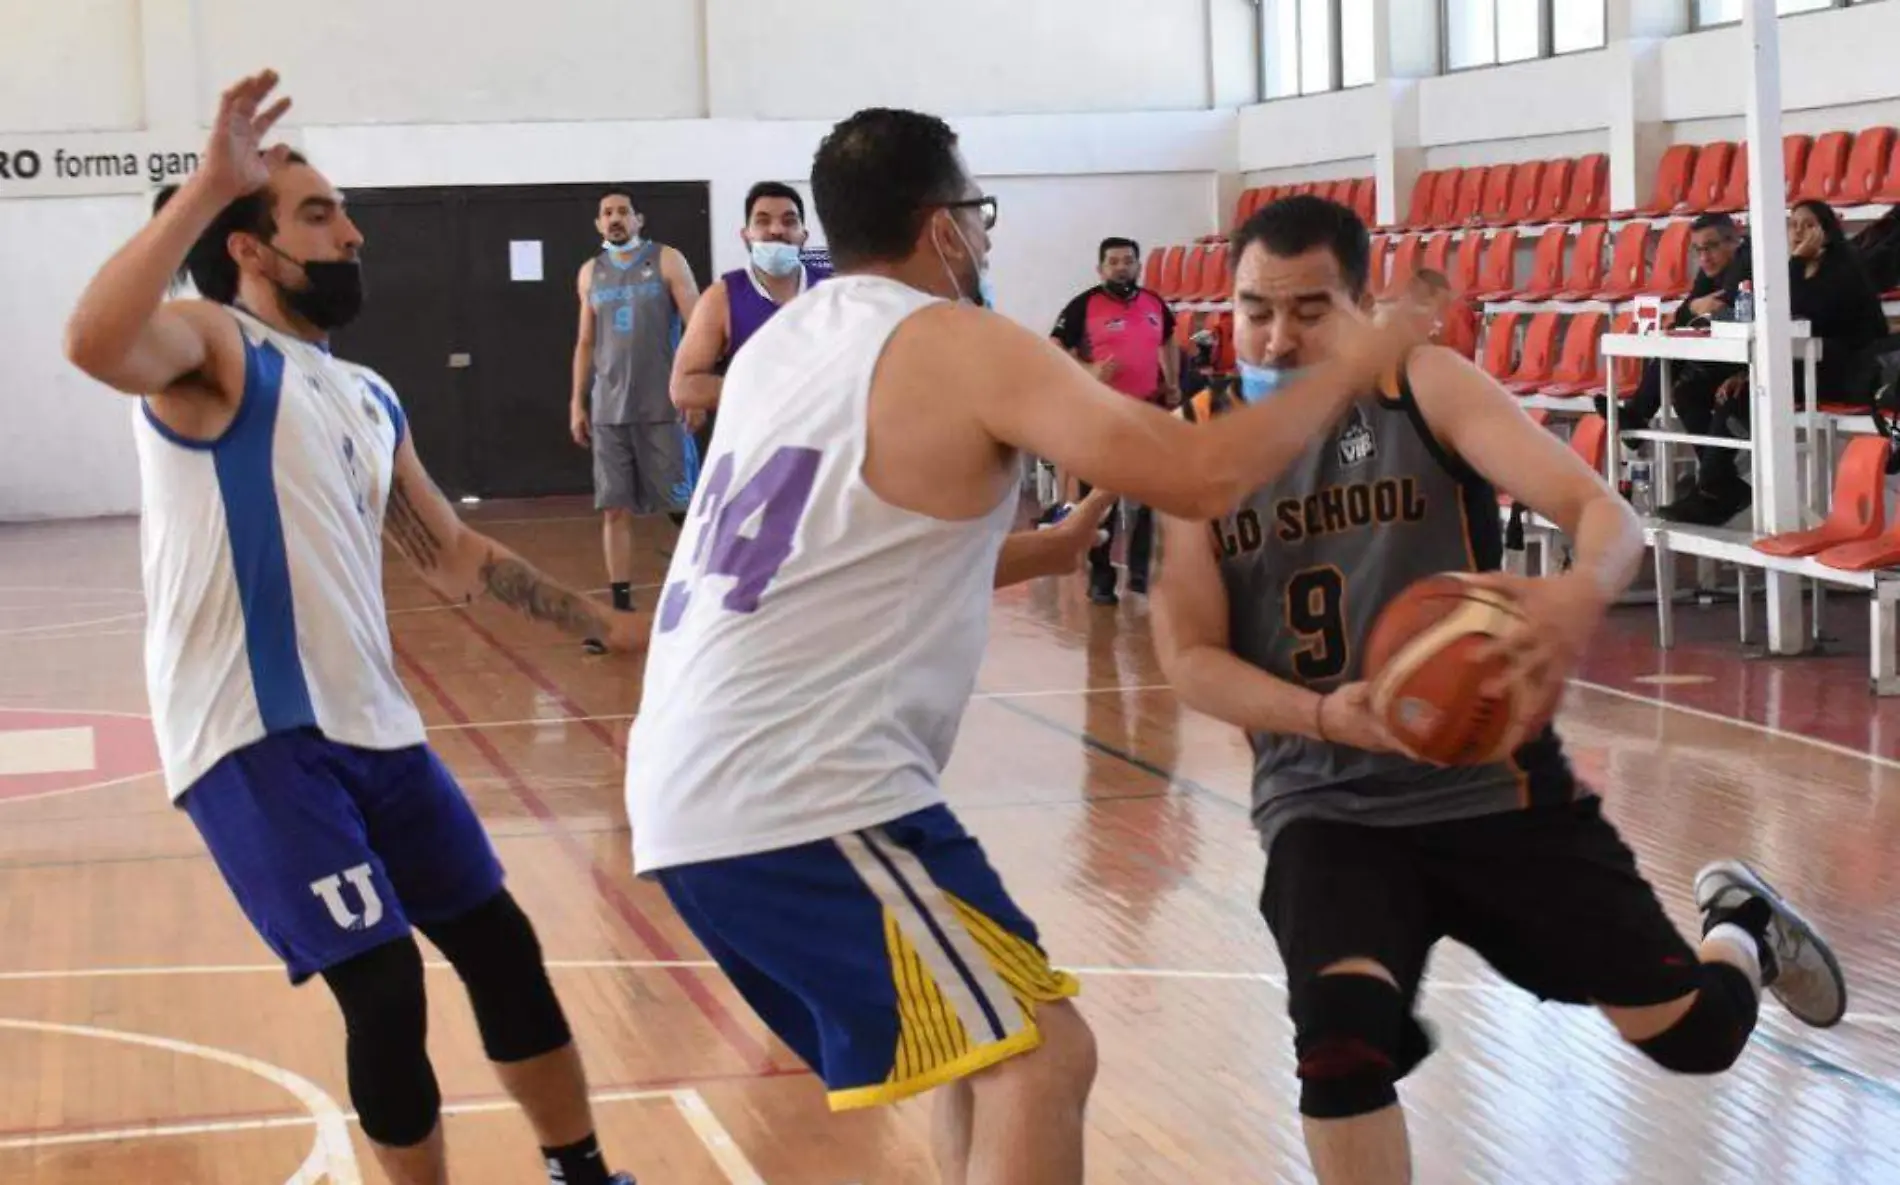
left=1568, top=678, right=1900, bottom=773
left=0, top=586, right=143, bottom=596
left=0, top=611, right=144, bottom=638
left=0, top=1016, right=358, bottom=1184
left=0, top=1085, right=763, bottom=1183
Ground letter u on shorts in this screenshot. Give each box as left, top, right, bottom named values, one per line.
left=656, top=805, right=1079, bottom=1110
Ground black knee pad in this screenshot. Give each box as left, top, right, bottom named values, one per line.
left=322, top=938, right=441, bottom=1147
left=1291, top=973, right=1419, bottom=1120
left=420, top=890, right=572, bottom=1064
left=1634, top=961, right=1759, bottom=1075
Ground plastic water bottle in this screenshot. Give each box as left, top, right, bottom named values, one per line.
left=1733, top=281, right=1754, bottom=324
left=1628, top=458, right=1653, bottom=515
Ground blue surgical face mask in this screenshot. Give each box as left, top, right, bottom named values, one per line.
left=749, top=239, right=803, bottom=277
left=1238, top=359, right=1302, bottom=404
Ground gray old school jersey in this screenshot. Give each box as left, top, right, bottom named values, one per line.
left=588, top=242, right=680, bottom=424
left=1180, top=363, right=1582, bottom=854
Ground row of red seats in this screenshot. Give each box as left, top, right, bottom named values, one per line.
left=1622, top=129, right=1900, bottom=219
left=1478, top=310, right=1644, bottom=400
left=1371, top=219, right=1698, bottom=305
left=1388, top=155, right=1608, bottom=232
left=1233, top=177, right=1375, bottom=229
left=1143, top=239, right=1235, bottom=304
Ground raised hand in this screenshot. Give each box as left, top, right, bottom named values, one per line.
left=201, top=70, right=294, bottom=201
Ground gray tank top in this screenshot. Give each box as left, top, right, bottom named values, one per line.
left=588, top=243, right=680, bottom=424
left=1180, top=364, right=1583, bottom=855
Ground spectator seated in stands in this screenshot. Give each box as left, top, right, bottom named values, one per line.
left=1665, top=201, right=1889, bottom=527
left=1619, top=214, right=1751, bottom=426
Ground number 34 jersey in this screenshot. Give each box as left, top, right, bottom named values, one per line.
left=624, top=276, right=1019, bottom=876
left=1184, top=367, right=1579, bottom=854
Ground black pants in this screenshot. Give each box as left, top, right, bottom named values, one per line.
left=1262, top=797, right=1700, bottom=1011
left=1078, top=482, right=1152, bottom=590
left=1665, top=361, right=1748, bottom=495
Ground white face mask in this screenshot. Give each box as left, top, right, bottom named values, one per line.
left=749, top=239, right=803, bottom=277
left=933, top=218, right=994, bottom=308
left=603, top=236, right=641, bottom=253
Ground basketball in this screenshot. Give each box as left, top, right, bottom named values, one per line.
left=1361, top=573, right=1530, bottom=766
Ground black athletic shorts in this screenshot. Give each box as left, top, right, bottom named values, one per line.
left=1261, top=796, right=1701, bottom=1013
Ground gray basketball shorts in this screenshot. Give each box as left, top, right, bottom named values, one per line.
left=592, top=421, right=700, bottom=514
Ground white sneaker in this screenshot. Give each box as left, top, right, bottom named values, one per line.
left=1695, top=859, right=1847, bottom=1029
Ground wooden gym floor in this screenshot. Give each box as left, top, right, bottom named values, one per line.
left=2, top=499, right=1898, bottom=1184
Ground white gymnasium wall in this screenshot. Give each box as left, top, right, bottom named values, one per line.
left=1423, top=130, right=1609, bottom=170
left=196, top=0, right=707, bottom=125
left=706, top=0, right=1218, bottom=118
left=0, top=0, right=145, bottom=133
left=0, top=196, right=148, bottom=520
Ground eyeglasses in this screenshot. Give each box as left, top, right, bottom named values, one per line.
left=935, top=195, right=998, bottom=231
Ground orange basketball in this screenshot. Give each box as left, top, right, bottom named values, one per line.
left=1361, top=573, right=1529, bottom=766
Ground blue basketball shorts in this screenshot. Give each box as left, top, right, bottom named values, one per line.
left=181, top=728, right=505, bottom=983
left=656, top=805, right=1080, bottom=1110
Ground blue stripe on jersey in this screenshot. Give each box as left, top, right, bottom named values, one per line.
left=214, top=337, right=317, bottom=734
left=360, top=378, right=406, bottom=451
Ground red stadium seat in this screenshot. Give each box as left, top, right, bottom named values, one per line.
left=1482, top=225, right=1566, bottom=302
left=1560, top=154, right=1609, bottom=222
left=1192, top=243, right=1232, bottom=303
left=1448, top=167, right=1489, bottom=228
left=1176, top=244, right=1208, bottom=303
left=1398, top=170, right=1442, bottom=230
left=1533, top=158, right=1575, bottom=224
left=1640, top=220, right=1694, bottom=299
left=1783, top=134, right=1813, bottom=201
left=1481, top=311, right=1523, bottom=380
left=1351, top=178, right=1376, bottom=225
left=1568, top=414, right=1608, bottom=472
left=1679, top=142, right=1735, bottom=213
left=1420, top=233, right=1454, bottom=276
left=1797, top=131, right=1853, bottom=204
left=1503, top=311, right=1563, bottom=393
left=1473, top=229, right=1518, bottom=298
left=1609, top=311, right=1643, bottom=396
left=1479, top=165, right=1517, bottom=228
left=1710, top=143, right=1750, bottom=213
left=1758, top=437, right=1891, bottom=558
left=1437, top=298, right=1480, bottom=359
left=1367, top=235, right=1391, bottom=297
left=1841, top=128, right=1897, bottom=206
left=1143, top=246, right=1166, bottom=291
left=1386, top=235, right=1424, bottom=293
left=1622, top=144, right=1699, bottom=218
left=1450, top=232, right=1487, bottom=295
left=1553, top=222, right=1610, bottom=301
left=1429, top=168, right=1465, bottom=228
left=1591, top=222, right=1655, bottom=302
left=1154, top=245, right=1187, bottom=301
left=1875, top=137, right=1900, bottom=204
left=1541, top=312, right=1608, bottom=396
left=1503, top=161, right=1546, bottom=226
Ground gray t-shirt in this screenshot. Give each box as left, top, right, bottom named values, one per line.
left=588, top=242, right=680, bottom=424
left=1180, top=365, right=1585, bottom=856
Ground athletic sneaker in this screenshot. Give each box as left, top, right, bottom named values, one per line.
left=1695, top=859, right=1848, bottom=1028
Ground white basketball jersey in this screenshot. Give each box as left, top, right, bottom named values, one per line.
left=625, top=275, right=1017, bottom=873
left=134, top=307, right=426, bottom=799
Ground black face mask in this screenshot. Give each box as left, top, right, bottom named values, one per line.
left=1105, top=279, right=1137, bottom=299
left=268, top=246, right=366, bottom=330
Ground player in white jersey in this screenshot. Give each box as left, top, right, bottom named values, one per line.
left=623, top=106, right=1423, bottom=1184
left=64, top=72, right=645, bottom=1185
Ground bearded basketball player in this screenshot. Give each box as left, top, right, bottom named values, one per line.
left=1151, top=194, right=1848, bottom=1185
left=64, top=71, right=643, bottom=1185
left=622, top=109, right=1425, bottom=1185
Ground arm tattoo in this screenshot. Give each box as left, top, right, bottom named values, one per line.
left=478, top=554, right=608, bottom=638
left=384, top=477, right=444, bottom=571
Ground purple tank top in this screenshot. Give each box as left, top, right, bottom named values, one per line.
left=722, top=263, right=826, bottom=361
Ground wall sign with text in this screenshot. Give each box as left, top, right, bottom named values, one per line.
left=0, top=130, right=301, bottom=200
